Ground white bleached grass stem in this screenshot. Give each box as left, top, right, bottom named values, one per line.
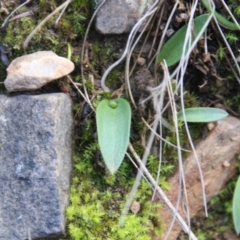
left=100, top=0, right=161, bottom=92
left=23, top=0, right=72, bottom=49
left=125, top=5, right=160, bottom=108
left=127, top=143, right=198, bottom=240
left=213, top=16, right=240, bottom=82
left=2, top=0, right=32, bottom=27
left=120, top=61, right=169, bottom=226
left=174, top=2, right=212, bottom=218
left=152, top=0, right=179, bottom=74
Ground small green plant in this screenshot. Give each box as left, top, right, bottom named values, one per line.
left=158, top=14, right=211, bottom=66
left=216, top=46, right=226, bottom=61
left=196, top=229, right=207, bottom=240
left=201, top=0, right=240, bottom=30
left=96, top=98, right=131, bottom=174
left=225, top=32, right=239, bottom=43
left=177, top=107, right=228, bottom=122
left=234, top=6, right=240, bottom=16
left=66, top=134, right=163, bottom=239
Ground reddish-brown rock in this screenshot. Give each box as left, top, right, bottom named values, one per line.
left=153, top=116, right=240, bottom=240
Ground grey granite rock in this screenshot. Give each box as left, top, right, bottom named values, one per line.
left=4, top=51, right=74, bottom=92
left=95, top=0, right=154, bottom=34
left=0, top=93, right=72, bottom=240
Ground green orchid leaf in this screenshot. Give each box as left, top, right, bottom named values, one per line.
left=233, top=176, right=240, bottom=235
left=158, top=14, right=210, bottom=67
left=178, top=107, right=228, bottom=122
left=96, top=98, right=131, bottom=174
left=201, top=0, right=240, bottom=30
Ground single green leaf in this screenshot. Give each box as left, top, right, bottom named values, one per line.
left=201, top=0, right=240, bottom=30
left=233, top=176, right=240, bottom=235
left=96, top=98, right=131, bottom=174
left=158, top=14, right=210, bottom=67
left=177, top=107, right=228, bottom=122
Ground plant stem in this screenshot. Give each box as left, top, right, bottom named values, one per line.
left=201, top=0, right=240, bottom=30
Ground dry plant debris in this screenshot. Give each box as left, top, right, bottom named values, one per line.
left=153, top=116, right=240, bottom=240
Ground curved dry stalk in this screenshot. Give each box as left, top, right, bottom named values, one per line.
left=204, top=0, right=240, bottom=82
left=147, top=8, right=213, bottom=230
left=119, top=116, right=159, bottom=225
left=170, top=3, right=213, bottom=221
left=147, top=6, right=164, bottom=59
left=151, top=0, right=179, bottom=75
left=55, top=1, right=69, bottom=25
left=213, top=18, right=240, bottom=82
left=67, top=75, right=92, bottom=108
left=120, top=61, right=169, bottom=227
left=125, top=6, right=160, bottom=108
left=23, top=0, right=72, bottom=49
left=157, top=5, right=212, bottom=236
left=100, top=0, right=161, bottom=93
left=146, top=14, right=214, bottom=227
left=147, top=62, right=192, bottom=239
left=220, top=0, right=240, bottom=28
left=128, top=2, right=163, bottom=77
left=166, top=62, right=191, bottom=239
left=127, top=143, right=198, bottom=240
left=2, top=0, right=31, bottom=27
left=126, top=152, right=152, bottom=189
left=81, top=0, right=107, bottom=109
left=141, top=117, right=191, bottom=152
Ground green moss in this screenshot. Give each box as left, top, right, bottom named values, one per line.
left=189, top=176, right=238, bottom=239
left=225, top=32, right=239, bottom=44
left=66, top=118, right=163, bottom=239
left=89, top=41, right=121, bottom=86
left=0, top=0, right=92, bottom=58
left=216, top=45, right=226, bottom=61
left=2, top=17, right=37, bottom=52
left=105, top=69, right=122, bottom=89
left=225, top=92, right=240, bottom=114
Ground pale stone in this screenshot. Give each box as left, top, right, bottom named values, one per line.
left=130, top=200, right=141, bottom=214
left=4, top=51, right=74, bottom=92
left=137, top=57, right=146, bottom=66
left=96, top=0, right=155, bottom=34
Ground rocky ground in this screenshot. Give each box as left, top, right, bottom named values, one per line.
left=0, top=0, right=240, bottom=239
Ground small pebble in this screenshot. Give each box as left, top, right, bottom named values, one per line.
left=166, top=29, right=175, bottom=37
left=207, top=122, right=216, bottom=131
left=137, top=57, right=146, bottom=66
left=222, top=161, right=230, bottom=167
left=179, top=13, right=189, bottom=21
left=130, top=200, right=140, bottom=214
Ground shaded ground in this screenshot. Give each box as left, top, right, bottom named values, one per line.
left=0, top=0, right=240, bottom=239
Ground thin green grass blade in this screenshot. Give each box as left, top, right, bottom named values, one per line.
left=177, top=107, right=228, bottom=122
left=158, top=14, right=210, bottom=67
left=96, top=98, right=131, bottom=174
left=233, top=176, right=240, bottom=235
